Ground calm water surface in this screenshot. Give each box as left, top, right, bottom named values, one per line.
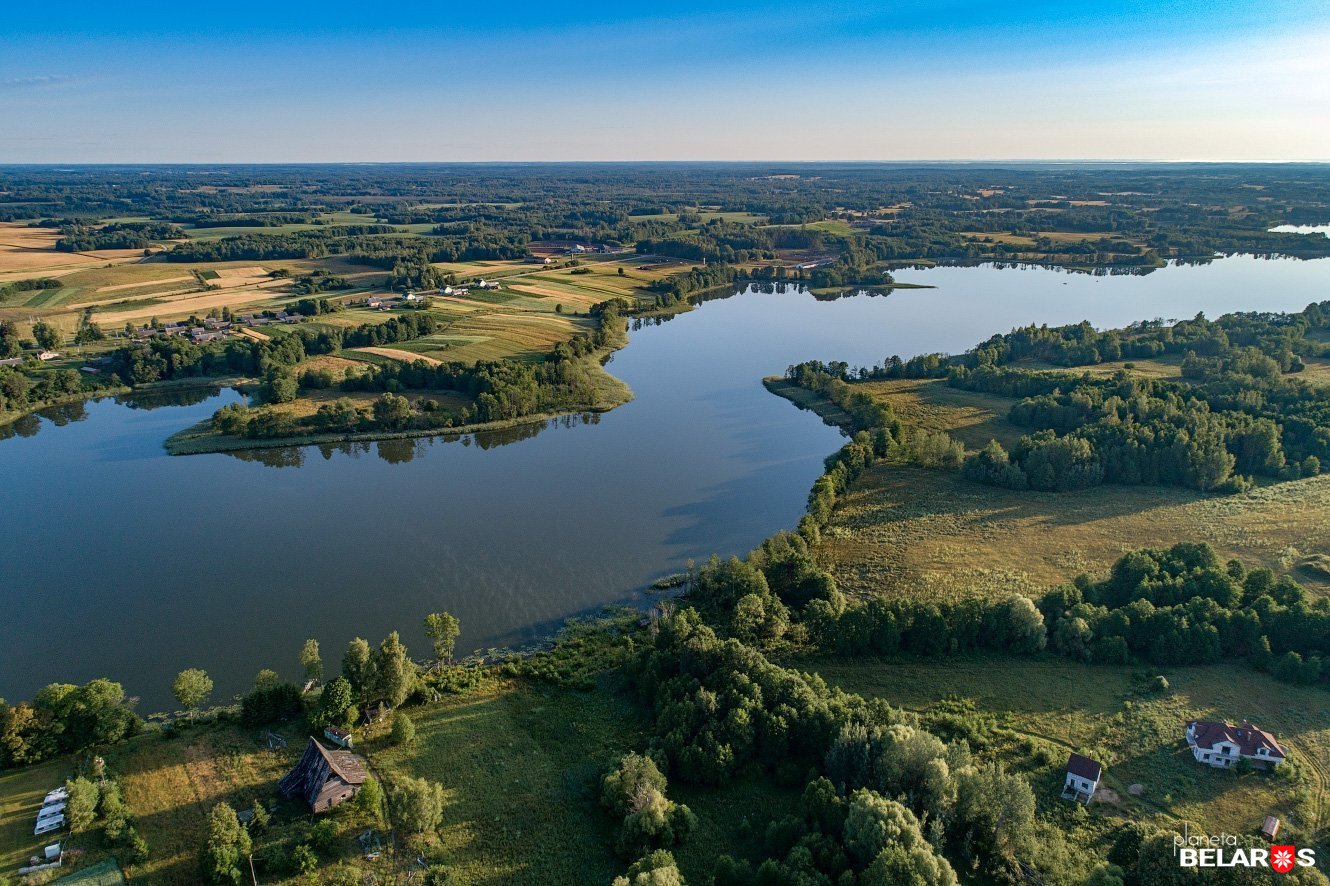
left=2, top=255, right=1328, bottom=709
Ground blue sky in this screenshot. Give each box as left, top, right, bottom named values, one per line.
left=2, top=0, right=1328, bottom=162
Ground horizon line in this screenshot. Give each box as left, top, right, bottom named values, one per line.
left=3, top=158, right=1329, bottom=167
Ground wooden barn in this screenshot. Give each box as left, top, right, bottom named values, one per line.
left=279, top=737, right=369, bottom=813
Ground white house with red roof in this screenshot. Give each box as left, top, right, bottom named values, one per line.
left=1185, top=719, right=1286, bottom=769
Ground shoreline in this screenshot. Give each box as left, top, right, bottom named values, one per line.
left=164, top=340, right=634, bottom=456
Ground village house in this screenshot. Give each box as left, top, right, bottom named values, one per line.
left=36, top=351, right=60, bottom=362
left=1061, top=752, right=1102, bottom=803
left=190, top=328, right=227, bottom=344
left=278, top=737, right=369, bottom=813
left=476, top=280, right=501, bottom=290
left=1185, top=719, right=1286, bottom=769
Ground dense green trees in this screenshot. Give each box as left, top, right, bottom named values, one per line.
left=312, top=676, right=356, bottom=730
left=239, top=674, right=303, bottom=728
left=787, top=302, right=1330, bottom=495
left=203, top=802, right=252, bottom=884
left=338, top=632, right=418, bottom=709
left=56, top=221, right=183, bottom=252
left=0, top=679, right=142, bottom=768
left=601, top=754, right=696, bottom=858
left=31, top=320, right=60, bottom=350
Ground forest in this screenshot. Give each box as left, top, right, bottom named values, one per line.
left=784, top=301, right=1330, bottom=494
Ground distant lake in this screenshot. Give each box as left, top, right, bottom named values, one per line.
left=2, top=254, right=1329, bottom=710
left=1270, top=224, right=1330, bottom=238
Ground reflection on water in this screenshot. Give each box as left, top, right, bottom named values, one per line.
left=118, top=385, right=225, bottom=411
left=218, top=410, right=605, bottom=468
left=3, top=255, right=1330, bottom=709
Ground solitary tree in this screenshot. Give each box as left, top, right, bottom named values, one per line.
left=300, top=639, right=323, bottom=686
left=372, top=632, right=416, bottom=708
left=65, top=777, right=100, bottom=833
left=173, top=668, right=213, bottom=719
left=355, top=776, right=385, bottom=825
left=343, top=638, right=372, bottom=703
left=32, top=320, right=60, bottom=350
left=314, top=676, right=356, bottom=729
left=424, top=612, right=461, bottom=666
left=204, top=802, right=252, bottom=884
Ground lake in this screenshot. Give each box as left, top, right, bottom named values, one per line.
left=2, top=254, right=1329, bottom=710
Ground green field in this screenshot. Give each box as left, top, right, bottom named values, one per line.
left=805, top=375, right=1330, bottom=602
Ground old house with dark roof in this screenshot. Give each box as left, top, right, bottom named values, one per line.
left=1185, top=719, right=1286, bottom=769
left=278, top=737, right=369, bottom=812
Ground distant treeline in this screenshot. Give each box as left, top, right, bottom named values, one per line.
left=163, top=226, right=397, bottom=262
left=177, top=213, right=315, bottom=228
left=0, top=277, right=61, bottom=301
left=56, top=221, right=184, bottom=252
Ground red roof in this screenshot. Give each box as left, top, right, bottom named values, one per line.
left=1188, top=720, right=1285, bottom=759
left=1065, top=752, right=1102, bottom=781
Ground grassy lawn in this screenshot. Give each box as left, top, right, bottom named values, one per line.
left=807, top=373, right=1330, bottom=602
left=820, top=462, right=1330, bottom=604
left=855, top=376, right=1027, bottom=450
left=371, top=677, right=647, bottom=885
left=0, top=757, right=79, bottom=876
left=808, top=655, right=1327, bottom=842
left=105, top=725, right=294, bottom=884
left=0, top=724, right=294, bottom=885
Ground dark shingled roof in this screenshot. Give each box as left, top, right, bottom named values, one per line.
left=278, top=738, right=368, bottom=810
left=1065, top=752, right=1102, bottom=781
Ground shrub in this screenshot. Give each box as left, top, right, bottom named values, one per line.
left=391, top=711, right=416, bottom=746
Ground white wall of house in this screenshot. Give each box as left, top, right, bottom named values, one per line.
left=1064, top=773, right=1097, bottom=795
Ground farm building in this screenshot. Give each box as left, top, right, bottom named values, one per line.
left=324, top=725, right=353, bottom=748
left=1185, top=719, right=1286, bottom=769
left=278, top=737, right=369, bottom=813
left=1061, top=752, right=1102, bottom=804
left=1263, top=816, right=1281, bottom=841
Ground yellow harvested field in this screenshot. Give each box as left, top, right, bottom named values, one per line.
left=0, top=234, right=101, bottom=274
left=93, top=286, right=284, bottom=324
left=355, top=346, right=443, bottom=365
